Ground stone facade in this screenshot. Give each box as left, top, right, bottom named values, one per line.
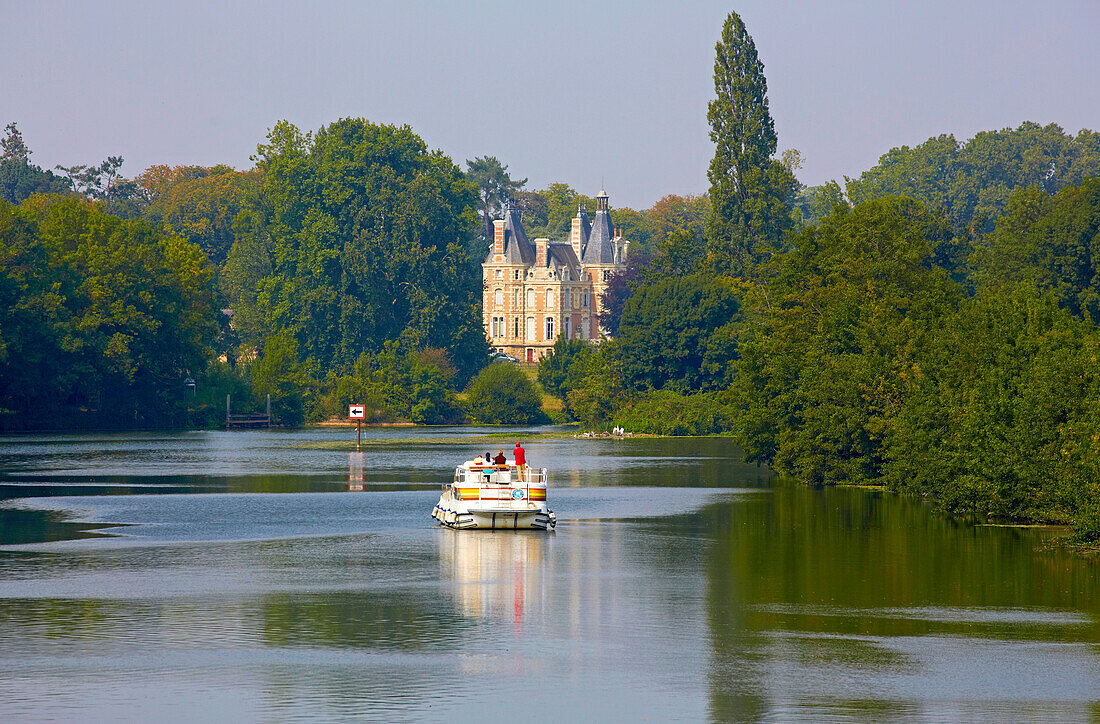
left=483, top=190, right=628, bottom=363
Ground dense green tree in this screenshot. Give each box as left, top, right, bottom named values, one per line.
left=536, top=336, right=595, bottom=418
left=791, top=181, right=848, bottom=227
left=845, top=123, right=1100, bottom=231
left=598, top=253, right=650, bottom=335
left=642, top=228, right=707, bottom=283
left=884, top=284, right=1099, bottom=524
left=0, top=122, right=71, bottom=203
left=973, top=178, right=1100, bottom=322
left=464, top=362, right=543, bottom=424
left=226, top=118, right=487, bottom=383
left=320, top=343, right=461, bottom=424
left=0, top=196, right=216, bottom=429
left=140, top=164, right=251, bottom=266
left=616, top=273, right=741, bottom=393
left=732, top=197, right=959, bottom=482
left=704, top=11, right=797, bottom=277
left=524, top=183, right=597, bottom=240
left=465, top=156, right=526, bottom=240
left=565, top=340, right=628, bottom=429
left=249, top=329, right=315, bottom=426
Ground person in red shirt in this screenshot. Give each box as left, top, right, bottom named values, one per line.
left=513, top=442, right=526, bottom=481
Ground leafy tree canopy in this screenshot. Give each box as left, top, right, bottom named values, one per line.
left=464, top=362, right=543, bottom=424
left=616, top=273, right=742, bottom=393
left=0, top=122, right=71, bottom=203
left=845, top=122, right=1100, bottom=231
left=0, top=195, right=216, bottom=429
left=225, top=118, right=487, bottom=383
left=704, top=11, right=798, bottom=277
left=973, top=177, right=1100, bottom=322
left=139, top=164, right=253, bottom=267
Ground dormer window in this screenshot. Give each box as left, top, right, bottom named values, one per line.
left=495, top=269, right=502, bottom=279
left=562, top=268, right=570, bottom=281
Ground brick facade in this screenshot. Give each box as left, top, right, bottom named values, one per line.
left=483, top=190, right=628, bottom=363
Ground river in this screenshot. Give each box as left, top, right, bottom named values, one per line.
left=1, top=428, right=1097, bottom=722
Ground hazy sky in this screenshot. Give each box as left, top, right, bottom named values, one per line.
left=3, top=1, right=1098, bottom=209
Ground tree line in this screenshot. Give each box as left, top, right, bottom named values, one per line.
left=534, top=12, right=1100, bottom=541
left=3, top=11, right=1099, bottom=539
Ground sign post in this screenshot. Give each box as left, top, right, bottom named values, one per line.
left=349, top=404, right=365, bottom=450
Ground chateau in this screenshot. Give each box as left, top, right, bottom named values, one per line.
left=483, top=190, right=628, bottom=363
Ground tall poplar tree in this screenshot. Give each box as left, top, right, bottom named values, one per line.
left=705, top=12, right=796, bottom=277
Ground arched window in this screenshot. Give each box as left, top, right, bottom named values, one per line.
left=494, top=289, right=503, bottom=307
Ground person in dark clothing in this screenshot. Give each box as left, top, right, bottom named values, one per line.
left=493, top=450, right=507, bottom=466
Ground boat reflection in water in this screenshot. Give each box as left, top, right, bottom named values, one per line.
left=437, top=530, right=550, bottom=627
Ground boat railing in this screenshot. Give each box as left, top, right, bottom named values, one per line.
left=451, top=466, right=549, bottom=503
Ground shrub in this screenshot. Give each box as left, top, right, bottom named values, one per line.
left=464, top=363, right=544, bottom=424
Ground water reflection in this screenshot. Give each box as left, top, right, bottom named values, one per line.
left=438, top=530, right=549, bottom=627
left=1, top=430, right=1098, bottom=721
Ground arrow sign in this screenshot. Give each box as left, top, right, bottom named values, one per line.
left=348, top=404, right=365, bottom=419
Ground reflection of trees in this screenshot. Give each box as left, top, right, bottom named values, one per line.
left=701, top=484, right=1100, bottom=721
left=260, top=591, right=472, bottom=650
left=0, top=508, right=115, bottom=544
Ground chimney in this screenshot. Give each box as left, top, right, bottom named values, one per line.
left=536, top=237, right=548, bottom=268
left=571, top=216, right=582, bottom=256
left=493, top=219, right=505, bottom=257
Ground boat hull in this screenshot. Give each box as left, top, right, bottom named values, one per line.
left=432, top=492, right=555, bottom=531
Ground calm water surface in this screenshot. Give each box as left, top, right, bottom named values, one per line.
left=1, top=428, right=1098, bottom=722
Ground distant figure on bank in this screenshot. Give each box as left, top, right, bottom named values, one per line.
left=494, top=450, right=507, bottom=465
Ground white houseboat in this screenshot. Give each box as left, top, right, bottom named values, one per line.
left=432, top=458, right=556, bottom=530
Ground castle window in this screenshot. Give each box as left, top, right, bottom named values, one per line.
left=495, top=269, right=502, bottom=279
left=603, top=270, right=611, bottom=281
left=562, top=268, right=570, bottom=281
left=582, top=292, right=589, bottom=308
left=527, top=289, right=535, bottom=308
left=526, top=317, right=535, bottom=341
left=545, top=316, right=555, bottom=340
left=563, top=318, right=571, bottom=339
left=514, top=317, right=520, bottom=337
left=514, top=269, right=520, bottom=280
left=545, top=289, right=553, bottom=308
left=514, top=289, right=520, bottom=307
left=494, top=289, right=503, bottom=307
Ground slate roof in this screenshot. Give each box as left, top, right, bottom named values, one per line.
left=547, top=242, right=581, bottom=277
left=484, top=203, right=535, bottom=265
left=582, top=207, right=616, bottom=264
left=576, top=206, right=591, bottom=250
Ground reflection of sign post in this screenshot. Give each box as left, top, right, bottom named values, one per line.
left=349, top=404, right=365, bottom=450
